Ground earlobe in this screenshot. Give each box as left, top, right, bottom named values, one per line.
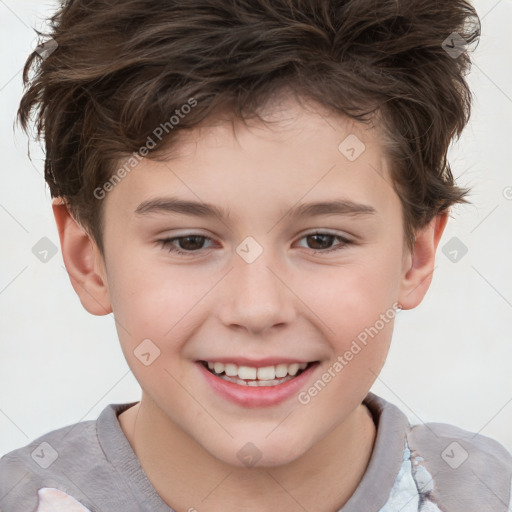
left=398, top=212, right=449, bottom=310
left=52, top=199, right=112, bottom=316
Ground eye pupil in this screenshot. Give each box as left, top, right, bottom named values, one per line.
left=179, top=235, right=205, bottom=251
left=163, top=232, right=347, bottom=256
left=307, top=234, right=334, bottom=250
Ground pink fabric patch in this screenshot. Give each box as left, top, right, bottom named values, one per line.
left=34, top=487, right=92, bottom=512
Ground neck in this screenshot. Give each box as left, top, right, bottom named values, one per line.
left=119, top=395, right=376, bottom=512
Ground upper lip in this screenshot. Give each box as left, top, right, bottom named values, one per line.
left=198, top=357, right=316, bottom=368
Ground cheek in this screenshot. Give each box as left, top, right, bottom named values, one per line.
left=294, top=248, right=402, bottom=383
left=299, top=253, right=402, bottom=332
left=106, top=252, right=198, bottom=336
left=105, top=255, right=221, bottom=390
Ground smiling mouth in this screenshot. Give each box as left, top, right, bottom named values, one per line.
left=199, top=360, right=317, bottom=387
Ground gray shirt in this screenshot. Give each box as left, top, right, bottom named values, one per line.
left=1, top=392, right=511, bottom=512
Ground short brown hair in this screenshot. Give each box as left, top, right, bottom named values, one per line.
left=18, top=0, right=480, bottom=254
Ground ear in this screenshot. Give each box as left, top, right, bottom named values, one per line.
left=398, top=212, right=449, bottom=310
left=52, top=199, right=112, bottom=316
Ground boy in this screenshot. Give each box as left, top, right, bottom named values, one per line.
left=1, top=0, right=511, bottom=511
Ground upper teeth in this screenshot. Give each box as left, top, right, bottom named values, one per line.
left=207, top=361, right=308, bottom=380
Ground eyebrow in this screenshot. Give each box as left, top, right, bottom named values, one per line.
left=134, top=197, right=376, bottom=220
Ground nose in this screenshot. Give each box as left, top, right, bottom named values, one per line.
left=217, top=249, right=297, bottom=335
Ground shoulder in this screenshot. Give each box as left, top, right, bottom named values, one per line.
left=0, top=413, right=106, bottom=511
left=405, top=420, right=512, bottom=512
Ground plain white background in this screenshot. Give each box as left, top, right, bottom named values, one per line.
left=1, top=0, right=511, bottom=461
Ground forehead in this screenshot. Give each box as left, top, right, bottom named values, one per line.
left=171, top=95, right=377, bottom=160
left=104, top=95, right=397, bottom=221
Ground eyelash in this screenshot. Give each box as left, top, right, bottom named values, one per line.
left=157, top=232, right=353, bottom=256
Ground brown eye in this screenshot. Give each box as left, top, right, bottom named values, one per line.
left=159, top=235, right=213, bottom=255
left=174, top=235, right=207, bottom=251
left=305, top=234, right=336, bottom=250
left=296, top=232, right=352, bottom=254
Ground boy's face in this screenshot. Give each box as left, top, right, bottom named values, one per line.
left=70, top=96, right=436, bottom=467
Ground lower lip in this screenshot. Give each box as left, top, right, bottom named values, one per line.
left=196, top=362, right=318, bottom=408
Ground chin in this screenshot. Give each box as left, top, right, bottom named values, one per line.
left=204, top=436, right=308, bottom=469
